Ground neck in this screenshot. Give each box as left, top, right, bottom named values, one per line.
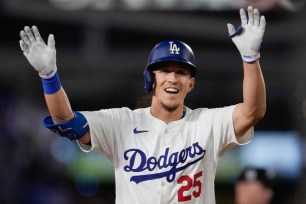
left=150, top=105, right=185, bottom=124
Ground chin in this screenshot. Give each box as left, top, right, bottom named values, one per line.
left=161, top=103, right=180, bottom=113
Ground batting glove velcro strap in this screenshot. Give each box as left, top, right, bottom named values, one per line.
left=43, top=111, right=89, bottom=141
left=227, top=6, right=266, bottom=63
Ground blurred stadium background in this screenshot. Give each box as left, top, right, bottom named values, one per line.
left=0, top=0, right=306, bottom=203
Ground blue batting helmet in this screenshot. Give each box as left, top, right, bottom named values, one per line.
left=144, top=40, right=197, bottom=92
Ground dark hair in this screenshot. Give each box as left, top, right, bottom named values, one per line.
left=237, top=167, right=276, bottom=189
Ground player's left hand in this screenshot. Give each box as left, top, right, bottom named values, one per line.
left=227, top=6, right=266, bottom=63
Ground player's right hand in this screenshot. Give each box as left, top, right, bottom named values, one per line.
left=19, top=26, right=57, bottom=79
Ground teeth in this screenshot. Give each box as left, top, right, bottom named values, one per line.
left=165, top=88, right=179, bottom=93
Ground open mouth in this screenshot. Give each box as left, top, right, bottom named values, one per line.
left=165, top=87, right=179, bottom=94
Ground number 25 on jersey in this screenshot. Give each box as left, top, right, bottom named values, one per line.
left=177, top=171, right=203, bottom=202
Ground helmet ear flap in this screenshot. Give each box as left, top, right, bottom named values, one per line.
left=144, top=70, right=153, bottom=93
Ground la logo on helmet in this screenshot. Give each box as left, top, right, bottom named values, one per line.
left=169, top=41, right=180, bottom=54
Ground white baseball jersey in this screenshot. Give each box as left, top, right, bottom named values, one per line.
left=78, top=105, right=253, bottom=204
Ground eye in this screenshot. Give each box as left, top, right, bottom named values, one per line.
left=176, top=69, right=189, bottom=76
left=158, top=68, right=171, bottom=73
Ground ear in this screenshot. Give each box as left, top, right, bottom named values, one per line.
left=187, top=77, right=195, bottom=93
left=151, top=72, right=156, bottom=93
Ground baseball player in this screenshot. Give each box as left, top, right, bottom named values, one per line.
left=19, top=6, right=266, bottom=204
left=235, top=167, right=275, bottom=204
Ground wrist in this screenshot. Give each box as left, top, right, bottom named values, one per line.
left=38, top=65, right=57, bottom=79
left=41, top=72, right=62, bottom=94
left=241, top=52, right=260, bottom=63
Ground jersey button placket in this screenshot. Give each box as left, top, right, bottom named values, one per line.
left=161, top=129, right=169, bottom=203
left=161, top=128, right=170, bottom=203
left=163, top=129, right=169, bottom=146
left=161, top=180, right=169, bottom=204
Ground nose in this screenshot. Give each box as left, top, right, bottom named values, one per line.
left=167, top=72, right=178, bottom=83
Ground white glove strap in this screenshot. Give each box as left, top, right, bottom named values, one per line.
left=241, top=49, right=261, bottom=63
left=38, top=66, right=57, bottom=79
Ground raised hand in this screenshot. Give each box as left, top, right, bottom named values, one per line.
left=20, top=26, right=57, bottom=78
left=227, top=6, right=266, bottom=63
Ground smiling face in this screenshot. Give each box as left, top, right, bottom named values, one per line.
left=151, top=62, right=195, bottom=114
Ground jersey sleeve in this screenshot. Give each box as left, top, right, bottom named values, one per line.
left=77, top=108, right=130, bottom=160
left=212, top=105, right=254, bottom=159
